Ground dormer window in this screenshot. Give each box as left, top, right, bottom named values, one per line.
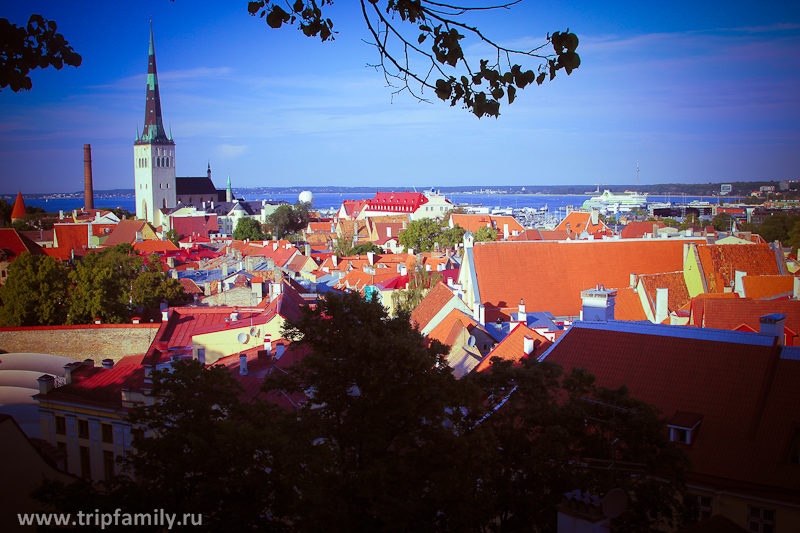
left=668, top=412, right=702, bottom=445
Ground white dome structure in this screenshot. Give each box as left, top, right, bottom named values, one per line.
left=299, top=190, right=314, bottom=204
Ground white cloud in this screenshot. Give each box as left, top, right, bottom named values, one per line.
left=218, top=144, right=248, bottom=158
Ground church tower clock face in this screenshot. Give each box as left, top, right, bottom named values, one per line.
left=134, top=26, right=175, bottom=226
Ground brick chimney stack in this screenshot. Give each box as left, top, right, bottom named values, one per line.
left=84, top=144, right=94, bottom=210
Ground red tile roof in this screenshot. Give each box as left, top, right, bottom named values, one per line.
left=620, top=221, right=666, bottom=239
left=366, top=191, right=428, bottom=214
left=696, top=298, right=800, bottom=346
left=410, top=282, right=458, bottom=331
left=0, top=228, right=45, bottom=259
left=474, top=324, right=551, bottom=373
left=10, top=191, right=26, bottom=221
left=178, top=278, right=203, bottom=295
left=54, top=224, right=89, bottom=252
left=470, top=240, right=703, bottom=321
left=451, top=214, right=524, bottom=235
left=697, top=244, right=784, bottom=293
left=171, top=215, right=218, bottom=239
left=134, top=240, right=179, bottom=254
left=37, top=363, right=144, bottom=408
left=425, top=308, right=487, bottom=347
left=103, top=220, right=151, bottom=247
left=543, top=322, right=800, bottom=503
left=742, top=275, right=794, bottom=300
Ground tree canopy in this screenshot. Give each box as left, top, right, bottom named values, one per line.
left=398, top=218, right=464, bottom=252
left=233, top=217, right=266, bottom=241
left=248, top=0, right=580, bottom=117
left=0, top=14, right=82, bottom=92
left=0, top=252, right=70, bottom=326
left=473, top=225, right=498, bottom=242
left=268, top=202, right=311, bottom=240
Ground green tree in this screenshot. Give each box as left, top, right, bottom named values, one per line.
left=163, top=228, right=180, bottom=247
left=266, top=290, right=495, bottom=531
left=0, top=14, right=82, bottom=92
left=267, top=202, right=310, bottom=240
left=711, top=213, right=735, bottom=232
left=330, top=235, right=353, bottom=257
left=438, top=224, right=466, bottom=248
left=34, top=360, right=286, bottom=532
left=233, top=217, right=266, bottom=241
left=346, top=242, right=382, bottom=256
left=0, top=252, right=70, bottom=326
left=398, top=217, right=441, bottom=252
left=67, top=245, right=184, bottom=324
left=248, top=1, right=579, bottom=118
left=473, top=225, right=499, bottom=242
left=391, top=261, right=443, bottom=314
left=469, top=357, right=696, bottom=533
left=661, top=217, right=680, bottom=227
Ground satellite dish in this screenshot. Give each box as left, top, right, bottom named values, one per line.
left=237, top=332, right=249, bottom=344
left=467, top=335, right=476, bottom=348
left=602, top=488, right=628, bottom=519
left=249, top=327, right=259, bottom=337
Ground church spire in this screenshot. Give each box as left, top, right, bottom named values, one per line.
left=139, top=25, right=170, bottom=144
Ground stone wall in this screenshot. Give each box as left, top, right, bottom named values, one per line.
left=0, top=324, right=161, bottom=364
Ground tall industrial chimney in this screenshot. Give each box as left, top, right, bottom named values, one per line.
left=84, top=144, right=94, bottom=210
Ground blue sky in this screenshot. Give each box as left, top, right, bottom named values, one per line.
left=1, top=1, right=798, bottom=194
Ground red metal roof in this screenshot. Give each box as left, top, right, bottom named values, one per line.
left=0, top=228, right=45, bottom=259
left=366, top=192, right=428, bottom=213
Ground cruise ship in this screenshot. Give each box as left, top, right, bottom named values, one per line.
left=582, top=190, right=648, bottom=212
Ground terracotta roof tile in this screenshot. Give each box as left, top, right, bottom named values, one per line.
left=426, top=308, right=487, bottom=347
left=620, top=221, right=666, bottom=239
left=698, top=298, right=800, bottom=346
left=611, top=287, right=648, bottom=321
left=410, top=282, right=458, bottom=331
left=54, top=224, right=89, bottom=252
left=555, top=211, right=608, bottom=235
left=104, top=220, right=151, bottom=247
left=0, top=228, right=45, bottom=259
left=134, top=240, right=179, bottom=254
left=697, top=244, right=784, bottom=293
left=742, top=275, right=794, bottom=300
left=471, top=240, right=703, bottom=321
left=639, top=271, right=691, bottom=313
left=474, top=324, right=551, bottom=373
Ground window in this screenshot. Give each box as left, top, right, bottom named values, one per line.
left=697, top=495, right=712, bottom=521
left=102, top=423, right=113, bottom=444
left=748, top=506, right=775, bottom=533
left=78, top=419, right=89, bottom=439
left=103, top=450, right=115, bottom=480
left=55, top=416, right=66, bottom=435
left=79, top=446, right=92, bottom=479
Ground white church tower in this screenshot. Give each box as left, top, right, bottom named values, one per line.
left=134, top=26, right=176, bottom=226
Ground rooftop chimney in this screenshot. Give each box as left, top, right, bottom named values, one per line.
left=580, top=286, right=617, bottom=322
left=38, top=374, right=55, bottom=395
left=630, top=273, right=638, bottom=290
left=239, top=353, right=248, bottom=375
left=503, top=223, right=509, bottom=240
left=518, top=299, right=527, bottom=323
left=591, top=209, right=599, bottom=226
left=759, top=313, right=786, bottom=345
left=263, top=334, right=272, bottom=354
left=523, top=335, right=535, bottom=356
left=367, top=251, right=375, bottom=265
left=83, top=144, right=94, bottom=210
left=230, top=309, right=240, bottom=322
left=102, top=359, right=114, bottom=370
left=161, top=309, right=169, bottom=322
left=654, top=288, right=669, bottom=324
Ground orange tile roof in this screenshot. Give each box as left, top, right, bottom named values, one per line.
left=305, top=233, right=334, bottom=245
left=697, top=244, right=784, bottom=293
left=426, top=308, right=486, bottom=347
left=639, top=271, right=690, bottom=313
left=620, top=221, right=666, bottom=239
left=450, top=214, right=524, bottom=235
left=611, top=287, right=648, bottom=321
left=471, top=240, right=704, bottom=321
left=178, top=278, right=203, bottom=295
left=410, top=282, right=457, bottom=331
left=555, top=211, right=608, bottom=235
left=742, top=275, right=794, bottom=300
left=473, top=324, right=551, bottom=373
left=698, top=298, right=800, bottom=346
left=134, top=240, right=179, bottom=254
left=54, top=224, right=89, bottom=252
left=103, top=220, right=151, bottom=247
left=10, top=192, right=26, bottom=220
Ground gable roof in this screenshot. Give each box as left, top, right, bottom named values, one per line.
left=103, top=220, right=152, bottom=247
left=555, top=211, right=608, bottom=235
left=611, top=287, right=648, bottom=321
left=451, top=214, right=524, bottom=235
left=696, top=298, right=800, bottom=345
left=474, top=324, right=551, bottom=373
left=410, top=282, right=459, bottom=331
left=541, top=320, right=800, bottom=504
left=134, top=240, right=179, bottom=254
left=697, top=244, right=784, bottom=293
left=171, top=215, right=218, bottom=239
left=366, top=191, right=428, bottom=213
left=0, top=228, right=45, bottom=260
left=469, top=240, right=702, bottom=320
left=54, top=224, right=89, bottom=252
left=175, top=176, right=222, bottom=195
left=639, top=271, right=691, bottom=314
